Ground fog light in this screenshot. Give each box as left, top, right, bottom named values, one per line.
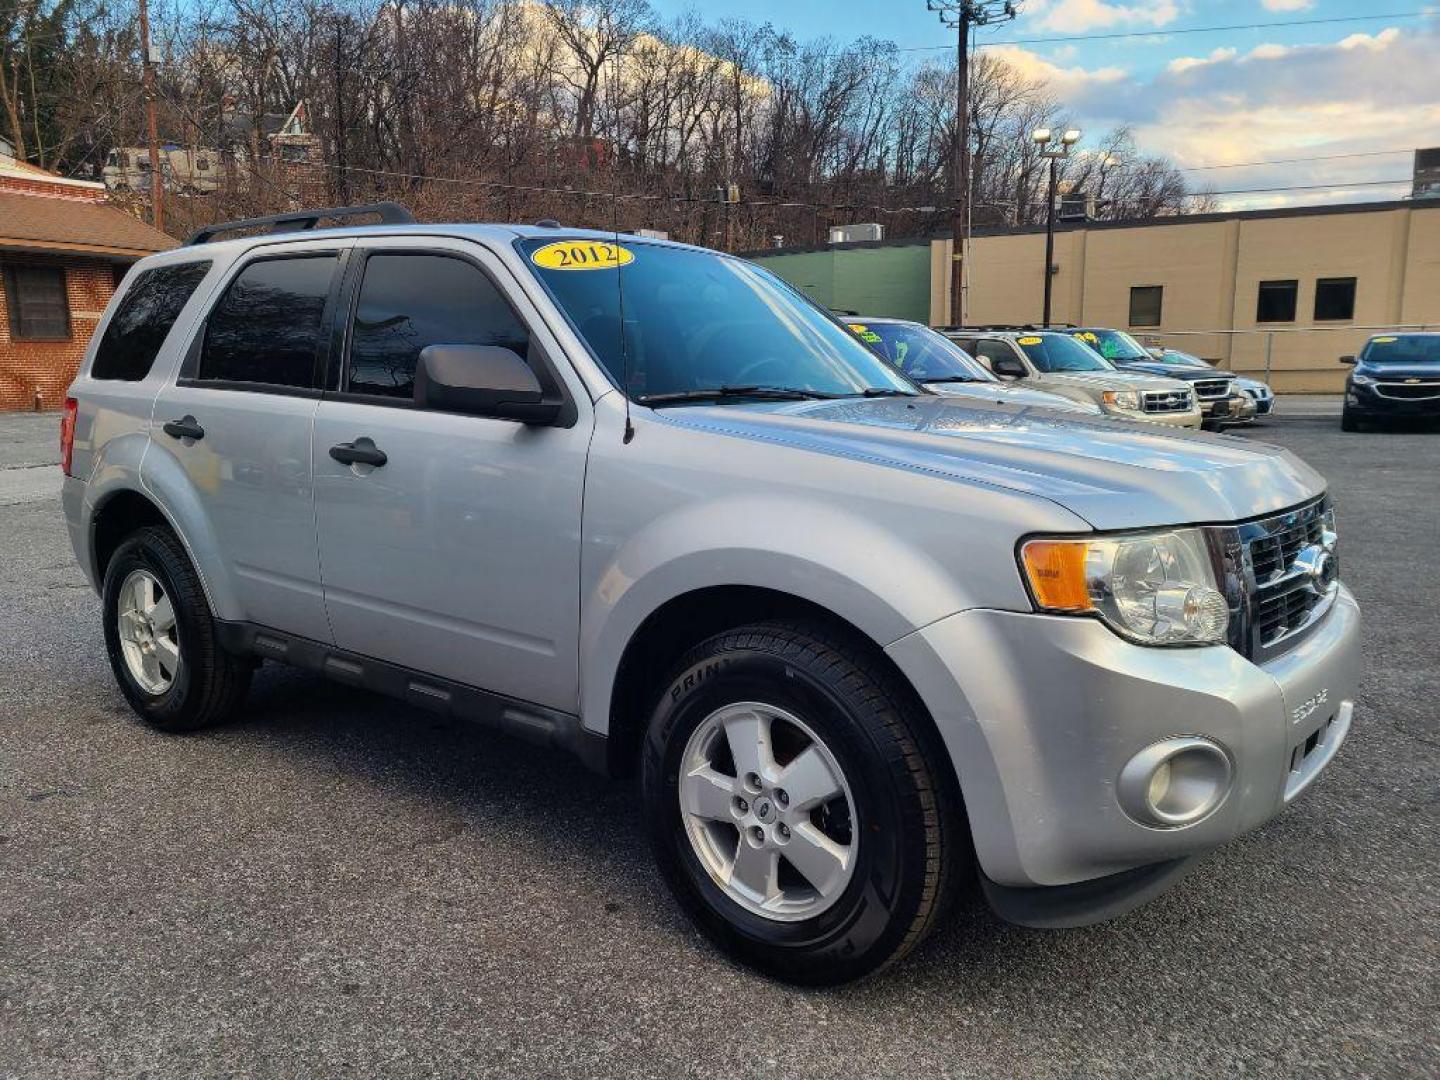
left=1118, top=737, right=1232, bottom=828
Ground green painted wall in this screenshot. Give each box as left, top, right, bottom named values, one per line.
left=747, top=243, right=932, bottom=323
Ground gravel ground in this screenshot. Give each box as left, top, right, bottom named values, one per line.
left=1, top=411, right=1436, bottom=1079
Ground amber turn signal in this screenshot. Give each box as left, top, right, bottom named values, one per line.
left=1020, top=539, right=1093, bottom=612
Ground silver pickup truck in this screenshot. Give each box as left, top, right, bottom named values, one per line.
left=61, top=206, right=1360, bottom=985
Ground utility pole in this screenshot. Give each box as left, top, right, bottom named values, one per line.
left=138, top=0, right=163, bottom=232
left=928, top=2, right=1016, bottom=327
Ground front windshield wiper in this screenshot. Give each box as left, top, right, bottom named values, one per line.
left=636, top=385, right=838, bottom=407
left=921, top=376, right=978, bottom=385
left=859, top=387, right=916, bottom=397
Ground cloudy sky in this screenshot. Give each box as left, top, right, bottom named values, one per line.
left=651, top=0, right=1440, bottom=210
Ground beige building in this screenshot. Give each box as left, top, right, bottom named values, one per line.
left=929, top=199, right=1440, bottom=392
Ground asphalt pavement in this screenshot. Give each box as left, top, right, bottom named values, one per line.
left=1, top=409, right=1436, bottom=1079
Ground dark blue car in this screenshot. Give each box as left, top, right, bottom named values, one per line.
left=1341, top=333, right=1440, bottom=431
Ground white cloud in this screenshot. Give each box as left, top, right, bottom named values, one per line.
left=1261, top=0, right=1314, bottom=11
left=1022, top=0, right=1182, bottom=33
left=986, top=44, right=1127, bottom=95
left=1167, top=47, right=1237, bottom=74
left=1057, top=21, right=1440, bottom=209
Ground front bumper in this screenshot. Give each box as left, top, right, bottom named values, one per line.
left=1109, top=405, right=1204, bottom=429
left=1346, top=381, right=1440, bottom=418
left=887, top=584, right=1361, bottom=891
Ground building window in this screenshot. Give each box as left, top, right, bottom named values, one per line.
left=3, top=265, right=71, bottom=340
left=1129, top=285, right=1163, bottom=328
left=1314, top=277, right=1356, bottom=321
left=1256, top=280, right=1298, bottom=323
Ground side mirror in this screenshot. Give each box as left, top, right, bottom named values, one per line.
left=992, top=356, right=1028, bottom=379
left=416, top=344, right=561, bottom=425
left=1338, top=355, right=1356, bottom=366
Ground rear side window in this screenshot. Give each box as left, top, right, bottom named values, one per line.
left=92, top=261, right=211, bottom=380
left=199, top=256, right=336, bottom=388
left=346, top=253, right=530, bottom=399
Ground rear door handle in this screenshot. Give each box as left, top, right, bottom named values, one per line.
left=162, top=416, right=204, bottom=440
left=329, top=437, right=388, bottom=468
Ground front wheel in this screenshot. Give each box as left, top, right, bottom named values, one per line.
left=641, top=622, right=962, bottom=984
left=1341, top=408, right=1361, bottom=432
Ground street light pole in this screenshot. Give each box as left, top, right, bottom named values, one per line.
left=1043, top=154, right=1058, bottom=328
left=1031, top=127, right=1081, bottom=329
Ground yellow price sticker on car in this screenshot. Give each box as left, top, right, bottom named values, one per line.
left=1372, top=336, right=1397, bottom=343
left=1017, top=336, right=1043, bottom=345
left=848, top=323, right=868, bottom=333
left=530, top=240, right=634, bottom=271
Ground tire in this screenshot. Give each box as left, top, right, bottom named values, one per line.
left=1341, top=409, right=1360, bottom=432
left=641, top=621, right=962, bottom=985
left=102, top=524, right=252, bottom=732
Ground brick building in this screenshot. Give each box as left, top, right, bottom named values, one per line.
left=0, top=147, right=174, bottom=411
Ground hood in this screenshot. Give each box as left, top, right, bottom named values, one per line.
left=1117, top=361, right=1228, bottom=383
left=657, top=395, right=1324, bottom=530
left=929, top=381, right=1099, bottom=414
left=1356, top=362, right=1440, bottom=381
left=1038, top=369, right=1191, bottom=392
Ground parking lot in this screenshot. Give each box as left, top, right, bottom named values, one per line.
left=1, top=409, right=1435, bottom=1079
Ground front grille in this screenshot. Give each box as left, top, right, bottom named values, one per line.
left=1142, top=389, right=1193, bottom=414
left=1374, top=381, right=1440, bottom=400
left=1248, top=510, right=1326, bottom=583
left=1226, top=497, right=1337, bottom=659
left=1193, top=378, right=1232, bottom=400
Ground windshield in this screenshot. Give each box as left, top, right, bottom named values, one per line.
left=1362, top=335, right=1440, bottom=365
left=518, top=238, right=916, bottom=402
left=1018, top=333, right=1115, bottom=373
left=847, top=320, right=993, bottom=383
left=1071, top=328, right=1151, bottom=362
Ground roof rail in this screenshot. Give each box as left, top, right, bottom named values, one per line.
left=183, top=202, right=416, bottom=246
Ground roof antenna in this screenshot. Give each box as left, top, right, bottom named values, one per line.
left=607, top=45, right=635, bottom=445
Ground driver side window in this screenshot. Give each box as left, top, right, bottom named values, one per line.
left=975, top=341, right=1014, bottom=370
left=346, top=253, right=530, bottom=399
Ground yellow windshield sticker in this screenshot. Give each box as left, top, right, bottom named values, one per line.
left=848, top=323, right=867, bottom=333
left=530, top=240, right=634, bottom=271
left=1017, top=336, right=1043, bottom=345
left=1372, top=336, right=1397, bottom=343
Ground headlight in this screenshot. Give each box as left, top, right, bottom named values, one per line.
left=1102, top=389, right=1141, bottom=410
left=1350, top=373, right=1374, bottom=386
left=1020, top=528, right=1229, bottom=646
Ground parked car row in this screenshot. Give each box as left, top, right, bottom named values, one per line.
left=840, top=318, right=1275, bottom=431
left=62, top=210, right=1359, bottom=986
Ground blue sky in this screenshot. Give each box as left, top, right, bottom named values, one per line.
left=649, top=1, right=1440, bottom=209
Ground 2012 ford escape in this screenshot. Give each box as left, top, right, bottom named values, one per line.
left=61, top=205, right=1361, bottom=985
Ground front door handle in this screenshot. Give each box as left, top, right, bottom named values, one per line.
left=329, top=437, right=388, bottom=468
left=162, top=416, right=204, bottom=440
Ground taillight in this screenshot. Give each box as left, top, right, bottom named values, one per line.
left=60, top=397, right=78, bottom=477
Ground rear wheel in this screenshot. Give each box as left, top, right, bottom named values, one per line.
left=642, top=621, right=961, bottom=985
left=102, top=525, right=252, bottom=732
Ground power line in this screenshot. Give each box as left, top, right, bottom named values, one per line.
left=894, top=10, right=1432, bottom=52
left=1175, top=148, right=1417, bottom=173
left=1185, top=178, right=1413, bottom=197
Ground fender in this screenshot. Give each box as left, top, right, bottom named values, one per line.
left=578, top=492, right=980, bottom=737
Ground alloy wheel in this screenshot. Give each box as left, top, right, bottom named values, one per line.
left=677, top=702, right=857, bottom=922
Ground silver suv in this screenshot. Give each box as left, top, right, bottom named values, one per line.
left=61, top=206, right=1360, bottom=985
left=946, top=328, right=1205, bottom=427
